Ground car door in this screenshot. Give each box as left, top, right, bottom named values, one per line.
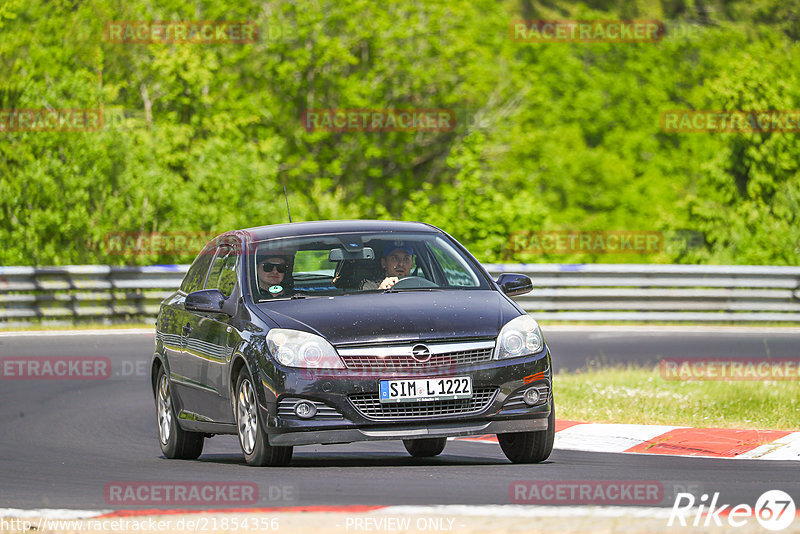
left=181, top=243, right=239, bottom=423
left=161, top=246, right=214, bottom=417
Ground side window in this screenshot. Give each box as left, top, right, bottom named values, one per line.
left=428, top=238, right=480, bottom=287
left=205, top=245, right=238, bottom=297
left=180, top=247, right=214, bottom=293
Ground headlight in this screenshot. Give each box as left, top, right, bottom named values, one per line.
left=266, top=329, right=344, bottom=369
left=494, top=315, right=544, bottom=359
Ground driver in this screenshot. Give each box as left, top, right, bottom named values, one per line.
left=360, top=243, right=414, bottom=290
left=256, top=250, right=294, bottom=299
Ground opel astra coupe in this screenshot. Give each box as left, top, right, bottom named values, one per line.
left=152, top=220, right=554, bottom=466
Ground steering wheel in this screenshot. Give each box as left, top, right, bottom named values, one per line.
left=390, top=276, right=438, bottom=289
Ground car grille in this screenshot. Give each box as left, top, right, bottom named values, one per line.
left=338, top=340, right=494, bottom=370
left=348, top=387, right=498, bottom=420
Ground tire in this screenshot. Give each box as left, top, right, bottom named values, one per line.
left=497, top=401, right=555, bottom=464
left=155, top=367, right=204, bottom=460
left=403, top=437, right=447, bottom=457
left=235, top=369, right=293, bottom=467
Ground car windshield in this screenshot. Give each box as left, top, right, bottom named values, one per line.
left=247, top=231, right=489, bottom=301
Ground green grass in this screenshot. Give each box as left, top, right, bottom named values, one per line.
left=555, top=366, right=800, bottom=430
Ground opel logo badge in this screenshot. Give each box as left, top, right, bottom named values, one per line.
left=411, top=344, right=431, bottom=363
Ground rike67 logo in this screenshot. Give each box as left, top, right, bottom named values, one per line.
left=669, top=490, right=796, bottom=531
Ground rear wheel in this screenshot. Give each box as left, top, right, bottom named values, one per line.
left=235, top=369, right=293, bottom=467
left=497, top=401, right=555, bottom=464
left=403, top=437, right=447, bottom=457
left=155, top=367, right=204, bottom=459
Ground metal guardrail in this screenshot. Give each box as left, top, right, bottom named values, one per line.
left=0, top=263, right=799, bottom=327
left=0, top=265, right=189, bottom=327
left=484, top=263, right=800, bottom=322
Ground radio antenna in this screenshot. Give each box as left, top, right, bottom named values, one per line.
left=283, top=185, right=293, bottom=223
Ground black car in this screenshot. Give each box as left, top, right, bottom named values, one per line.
left=152, top=220, right=554, bottom=466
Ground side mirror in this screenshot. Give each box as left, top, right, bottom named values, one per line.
left=496, top=273, right=533, bottom=297
left=185, top=289, right=228, bottom=314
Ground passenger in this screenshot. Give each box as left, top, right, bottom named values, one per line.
left=360, top=243, right=414, bottom=290
left=256, top=251, right=294, bottom=299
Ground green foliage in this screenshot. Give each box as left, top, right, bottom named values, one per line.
left=403, top=132, right=548, bottom=262
left=686, top=51, right=800, bottom=264
left=0, top=0, right=798, bottom=265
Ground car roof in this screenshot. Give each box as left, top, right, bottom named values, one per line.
left=230, top=220, right=441, bottom=242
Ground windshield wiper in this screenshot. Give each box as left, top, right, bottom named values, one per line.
left=382, top=287, right=438, bottom=293
left=257, top=294, right=308, bottom=303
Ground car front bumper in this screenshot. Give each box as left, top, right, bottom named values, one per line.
left=268, top=413, right=549, bottom=446
left=258, top=347, right=553, bottom=447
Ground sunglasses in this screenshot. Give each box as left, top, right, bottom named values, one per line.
left=261, top=262, right=288, bottom=273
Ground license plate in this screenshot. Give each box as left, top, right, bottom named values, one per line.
left=379, top=376, right=472, bottom=403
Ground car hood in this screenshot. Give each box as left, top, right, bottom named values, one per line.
left=254, top=290, right=520, bottom=346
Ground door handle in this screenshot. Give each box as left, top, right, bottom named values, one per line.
left=182, top=323, right=192, bottom=335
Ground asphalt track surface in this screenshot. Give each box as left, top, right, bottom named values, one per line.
left=0, top=328, right=798, bottom=511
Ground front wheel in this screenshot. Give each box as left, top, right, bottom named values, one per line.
left=497, top=402, right=555, bottom=464
left=235, top=369, right=293, bottom=467
left=403, top=437, right=447, bottom=457
left=154, top=367, right=204, bottom=459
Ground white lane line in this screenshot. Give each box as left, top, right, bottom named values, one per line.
left=0, top=508, right=110, bottom=519
left=0, top=505, right=677, bottom=520
left=553, top=424, right=686, bottom=454
left=359, top=505, right=677, bottom=518
left=0, top=329, right=154, bottom=337
left=738, top=432, right=800, bottom=460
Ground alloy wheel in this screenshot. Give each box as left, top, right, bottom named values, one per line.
left=237, top=378, right=258, bottom=454
left=157, top=373, right=172, bottom=445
